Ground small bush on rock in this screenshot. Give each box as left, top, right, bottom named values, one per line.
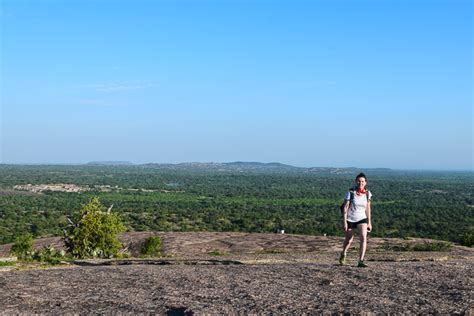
left=208, top=249, right=227, bottom=256
left=0, top=261, right=15, bottom=267
left=381, top=241, right=452, bottom=252
left=461, top=227, right=473, bottom=247
left=33, top=245, right=67, bottom=265
left=10, top=234, right=34, bottom=260
left=412, top=241, right=452, bottom=252
left=64, top=198, right=125, bottom=258
left=140, top=236, right=162, bottom=257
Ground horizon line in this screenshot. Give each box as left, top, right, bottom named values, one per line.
left=0, top=161, right=472, bottom=172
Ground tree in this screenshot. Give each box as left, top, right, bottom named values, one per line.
left=64, top=198, right=125, bottom=258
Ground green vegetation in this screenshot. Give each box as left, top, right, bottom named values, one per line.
left=10, top=234, right=34, bottom=260
left=380, top=242, right=411, bottom=252
left=32, top=245, right=67, bottom=264
left=208, top=249, right=227, bottom=256
left=64, top=198, right=125, bottom=258
left=256, top=249, right=286, bottom=254
left=382, top=241, right=452, bottom=252
left=461, top=227, right=473, bottom=247
left=0, top=261, right=15, bottom=267
left=10, top=234, right=66, bottom=265
left=412, top=241, right=452, bottom=252
left=140, top=236, right=162, bottom=257
left=0, top=165, right=472, bottom=245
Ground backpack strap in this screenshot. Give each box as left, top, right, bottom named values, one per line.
left=349, top=189, right=355, bottom=207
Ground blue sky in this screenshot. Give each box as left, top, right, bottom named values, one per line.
left=0, top=0, right=472, bottom=170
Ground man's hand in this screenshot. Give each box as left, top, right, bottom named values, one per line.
left=367, top=223, right=372, bottom=232
left=343, top=222, right=348, bottom=232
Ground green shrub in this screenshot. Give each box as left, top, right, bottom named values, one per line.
left=381, top=241, right=452, bottom=252
left=380, top=242, right=411, bottom=252
left=255, top=248, right=286, bottom=254
left=10, top=234, right=34, bottom=260
left=412, top=241, right=452, bottom=252
left=0, top=261, right=15, bottom=267
left=140, top=236, right=162, bottom=257
left=64, top=198, right=125, bottom=258
left=33, top=245, right=67, bottom=265
left=461, top=227, right=473, bottom=247
left=208, top=249, right=227, bottom=256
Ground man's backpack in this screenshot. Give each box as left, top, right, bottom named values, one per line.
left=340, top=189, right=370, bottom=216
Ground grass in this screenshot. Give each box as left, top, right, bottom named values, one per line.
left=412, top=241, right=452, bottom=252
left=208, top=249, right=227, bottom=256
left=381, top=241, right=452, bottom=252
left=255, top=248, right=286, bottom=254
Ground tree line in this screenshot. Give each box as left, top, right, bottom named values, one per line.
left=0, top=165, right=472, bottom=245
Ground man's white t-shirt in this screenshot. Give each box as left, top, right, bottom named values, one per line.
left=345, top=191, right=372, bottom=223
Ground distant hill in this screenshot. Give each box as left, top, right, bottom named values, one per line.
left=141, top=161, right=296, bottom=172
left=85, top=161, right=134, bottom=166
left=76, top=160, right=397, bottom=175
left=139, top=161, right=393, bottom=175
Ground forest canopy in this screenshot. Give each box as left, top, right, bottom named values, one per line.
left=0, top=164, right=472, bottom=245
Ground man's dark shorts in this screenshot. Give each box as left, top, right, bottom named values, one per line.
left=347, top=218, right=368, bottom=229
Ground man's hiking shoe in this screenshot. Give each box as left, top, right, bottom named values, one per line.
left=339, top=253, right=346, bottom=265
left=357, top=260, right=368, bottom=268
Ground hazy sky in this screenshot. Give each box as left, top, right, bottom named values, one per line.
left=1, top=0, right=472, bottom=170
